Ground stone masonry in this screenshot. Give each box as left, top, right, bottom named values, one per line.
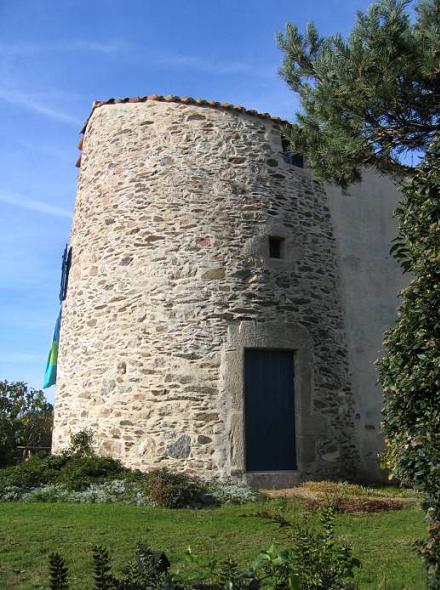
left=52, top=97, right=402, bottom=487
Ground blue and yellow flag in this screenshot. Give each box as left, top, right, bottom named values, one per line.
left=43, top=310, right=61, bottom=388
left=43, top=245, right=71, bottom=388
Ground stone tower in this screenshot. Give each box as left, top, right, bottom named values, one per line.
left=52, top=95, right=404, bottom=487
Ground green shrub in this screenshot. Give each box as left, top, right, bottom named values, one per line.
left=378, top=141, right=440, bottom=586
left=287, top=508, right=360, bottom=589
left=0, top=431, right=257, bottom=507
left=57, top=455, right=126, bottom=491
left=145, top=468, right=206, bottom=508
left=0, top=452, right=126, bottom=493
left=67, top=429, right=94, bottom=457
left=0, top=453, right=58, bottom=490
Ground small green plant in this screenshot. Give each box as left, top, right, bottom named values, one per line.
left=287, top=508, right=360, bottom=589
left=241, top=508, right=360, bottom=589
left=68, top=429, right=95, bottom=457
left=49, top=552, right=70, bottom=590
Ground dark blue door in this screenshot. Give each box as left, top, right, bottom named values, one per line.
left=244, top=349, right=296, bottom=471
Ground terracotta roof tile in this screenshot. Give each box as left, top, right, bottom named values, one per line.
left=80, top=95, right=289, bottom=135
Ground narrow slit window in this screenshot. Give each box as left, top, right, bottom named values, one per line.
left=269, top=236, right=284, bottom=259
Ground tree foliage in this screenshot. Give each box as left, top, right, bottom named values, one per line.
left=0, top=380, right=53, bottom=466
left=378, top=142, right=440, bottom=586
left=278, top=0, right=440, bottom=185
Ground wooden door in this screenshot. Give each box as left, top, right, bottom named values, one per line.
left=244, top=349, right=296, bottom=471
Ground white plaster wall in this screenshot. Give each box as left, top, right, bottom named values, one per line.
left=325, top=171, right=407, bottom=480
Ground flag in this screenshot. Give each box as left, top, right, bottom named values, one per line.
left=43, top=311, right=61, bottom=388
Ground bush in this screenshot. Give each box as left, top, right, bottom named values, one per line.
left=0, top=451, right=127, bottom=493
left=145, top=469, right=206, bottom=508
left=279, top=508, right=360, bottom=589
left=0, top=431, right=257, bottom=508
left=0, top=453, right=59, bottom=490
left=378, top=141, right=440, bottom=586
left=57, top=455, right=126, bottom=491
left=67, top=429, right=94, bottom=456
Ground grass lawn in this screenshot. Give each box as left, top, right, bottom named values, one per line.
left=0, top=499, right=426, bottom=590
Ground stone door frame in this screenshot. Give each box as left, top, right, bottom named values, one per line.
left=221, top=320, right=315, bottom=488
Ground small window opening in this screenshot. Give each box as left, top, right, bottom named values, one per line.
left=269, top=236, right=284, bottom=259
left=281, top=136, right=304, bottom=168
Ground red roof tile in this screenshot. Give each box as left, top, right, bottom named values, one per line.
left=80, top=95, right=289, bottom=135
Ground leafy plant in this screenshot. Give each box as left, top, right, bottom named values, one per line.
left=250, top=508, right=360, bottom=590
left=378, top=142, right=440, bottom=587
left=68, top=429, right=95, bottom=456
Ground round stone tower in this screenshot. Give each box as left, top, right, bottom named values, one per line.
left=53, top=96, right=360, bottom=487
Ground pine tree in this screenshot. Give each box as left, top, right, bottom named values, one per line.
left=278, top=0, right=440, bottom=186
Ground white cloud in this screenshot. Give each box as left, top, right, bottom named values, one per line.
left=0, top=190, right=72, bottom=218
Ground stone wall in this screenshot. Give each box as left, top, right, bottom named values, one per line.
left=53, top=100, right=360, bottom=484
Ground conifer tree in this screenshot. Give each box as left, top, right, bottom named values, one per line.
left=278, top=0, right=439, bottom=186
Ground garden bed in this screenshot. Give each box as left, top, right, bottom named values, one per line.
left=264, top=481, right=421, bottom=513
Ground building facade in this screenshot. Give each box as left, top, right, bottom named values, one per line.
left=52, top=96, right=405, bottom=487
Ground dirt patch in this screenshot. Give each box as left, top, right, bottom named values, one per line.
left=263, top=484, right=419, bottom=513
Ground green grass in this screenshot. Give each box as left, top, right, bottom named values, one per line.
left=0, top=499, right=426, bottom=590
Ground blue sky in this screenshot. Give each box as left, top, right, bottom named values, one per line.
left=0, top=0, right=373, bottom=401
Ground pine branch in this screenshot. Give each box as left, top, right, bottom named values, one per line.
left=49, top=553, right=70, bottom=590
left=93, top=545, right=115, bottom=590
